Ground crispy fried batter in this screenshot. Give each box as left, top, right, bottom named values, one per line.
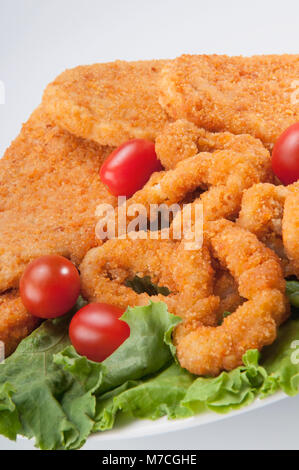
left=42, top=60, right=170, bottom=147
left=0, top=107, right=116, bottom=354
left=214, top=271, right=243, bottom=320
left=0, top=291, right=40, bottom=356
left=237, top=182, right=299, bottom=277
left=0, top=107, right=116, bottom=290
left=82, top=217, right=288, bottom=376
left=174, top=220, right=288, bottom=376
left=159, top=55, right=299, bottom=148
left=283, top=191, right=299, bottom=276
left=2, top=55, right=298, bottom=372
left=80, top=236, right=219, bottom=324
left=100, top=121, right=272, bottom=240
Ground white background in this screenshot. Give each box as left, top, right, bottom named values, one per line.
left=0, top=0, right=299, bottom=450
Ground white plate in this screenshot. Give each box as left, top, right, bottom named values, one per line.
left=0, top=390, right=289, bottom=449
left=87, top=390, right=288, bottom=443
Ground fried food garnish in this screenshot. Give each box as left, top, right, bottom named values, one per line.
left=283, top=191, right=299, bottom=276
left=159, top=55, right=299, bottom=148
left=0, top=107, right=116, bottom=290
left=0, top=107, right=116, bottom=354
left=101, top=121, right=272, bottom=239
left=0, top=291, right=40, bottom=357
left=80, top=236, right=220, bottom=324
left=237, top=182, right=299, bottom=277
left=214, top=271, right=243, bottom=320
left=174, top=220, right=289, bottom=376
left=42, top=60, right=170, bottom=147
left=82, top=218, right=288, bottom=376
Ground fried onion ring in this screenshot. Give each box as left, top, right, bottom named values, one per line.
left=238, top=182, right=299, bottom=277
left=173, top=219, right=288, bottom=376
left=81, top=218, right=288, bottom=376
left=80, top=236, right=219, bottom=324
left=99, top=120, right=272, bottom=240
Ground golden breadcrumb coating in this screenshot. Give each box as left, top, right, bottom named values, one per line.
left=2, top=54, right=297, bottom=371
left=0, top=108, right=116, bottom=290
left=282, top=190, right=299, bottom=276
left=0, top=291, right=40, bottom=356
left=0, top=107, right=116, bottom=354
left=159, top=54, right=299, bottom=148
left=80, top=236, right=219, bottom=324
left=102, top=121, right=272, bottom=239
left=174, top=220, right=289, bottom=376
left=82, top=218, right=288, bottom=376
left=238, top=182, right=299, bottom=277
left=42, top=60, right=170, bottom=147
left=214, top=271, right=243, bottom=320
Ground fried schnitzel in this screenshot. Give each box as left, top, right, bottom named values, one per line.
left=0, top=291, right=39, bottom=356
left=159, top=54, right=299, bottom=148
left=0, top=107, right=116, bottom=354
left=42, top=60, right=170, bottom=147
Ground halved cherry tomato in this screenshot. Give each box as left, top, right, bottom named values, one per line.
left=100, top=139, right=163, bottom=198
left=20, top=255, right=80, bottom=318
left=69, top=303, right=130, bottom=362
left=272, top=122, right=299, bottom=185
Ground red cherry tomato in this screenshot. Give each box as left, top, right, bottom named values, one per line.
left=100, top=139, right=163, bottom=198
left=20, top=255, right=80, bottom=318
left=272, top=122, right=299, bottom=185
left=69, top=303, right=130, bottom=362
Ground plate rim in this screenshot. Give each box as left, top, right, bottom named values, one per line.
left=85, top=390, right=289, bottom=443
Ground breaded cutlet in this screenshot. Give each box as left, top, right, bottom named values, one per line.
left=42, top=60, right=170, bottom=147
left=0, top=107, right=116, bottom=354
left=0, top=291, right=39, bottom=356
left=159, top=54, right=299, bottom=148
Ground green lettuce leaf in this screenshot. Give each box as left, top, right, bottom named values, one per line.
left=0, top=301, right=180, bottom=449
left=93, top=380, right=141, bottom=431
left=0, top=302, right=96, bottom=450
left=261, top=316, right=299, bottom=395
left=93, top=363, right=194, bottom=432
left=0, top=383, right=21, bottom=440
left=125, top=275, right=171, bottom=296
left=1, top=296, right=299, bottom=450
left=182, top=350, right=267, bottom=414
left=286, top=280, right=299, bottom=309
left=55, top=301, right=181, bottom=394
